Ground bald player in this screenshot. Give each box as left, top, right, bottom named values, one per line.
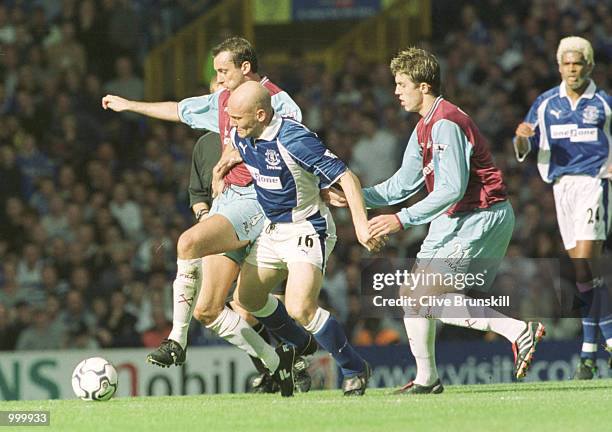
left=218, top=81, right=380, bottom=396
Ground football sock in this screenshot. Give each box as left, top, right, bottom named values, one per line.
left=304, top=307, right=365, bottom=377
left=249, top=322, right=271, bottom=374
left=577, top=281, right=599, bottom=360
left=434, top=293, right=527, bottom=342
left=252, top=295, right=310, bottom=352
left=596, top=281, right=612, bottom=344
left=403, top=308, right=438, bottom=386
left=168, top=258, right=201, bottom=348
left=207, top=306, right=279, bottom=373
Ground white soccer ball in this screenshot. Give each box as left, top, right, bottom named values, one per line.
left=71, top=357, right=118, bottom=401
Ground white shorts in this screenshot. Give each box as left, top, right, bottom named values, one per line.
left=245, top=210, right=337, bottom=271
left=553, top=175, right=612, bottom=250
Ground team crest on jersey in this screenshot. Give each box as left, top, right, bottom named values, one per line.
left=582, top=106, right=599, bottom=124
left=265, top=149, right=282, bottom=169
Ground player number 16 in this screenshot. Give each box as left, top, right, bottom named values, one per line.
left=297, top=235, right=314, bottom=248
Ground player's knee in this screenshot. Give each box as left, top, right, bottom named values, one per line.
left=193, top=304, right=223, bottom=326
left=232, top=290, right=256, bottom=313
left=177, top=230, right=199, bottom=256
left=285, top=303, right=316, bottom=327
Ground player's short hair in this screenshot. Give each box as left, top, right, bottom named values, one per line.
left=212, top=37, right=259, bottom=73
left=390, top=47, right=440, bottom=95
left=556, top=36, right=594, bottom=66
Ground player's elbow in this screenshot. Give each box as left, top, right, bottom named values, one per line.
left=338, top=169, right=361, bottom=188
left=439, top=184, right=464, bottom=207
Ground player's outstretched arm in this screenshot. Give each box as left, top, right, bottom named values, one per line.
left=101, top=95, right=181, bottom=122
left=513, top=122, right=534, bottom=162
left=362, top=130, right=425, bottom=209
left=338, top=170, right=384, bottom=252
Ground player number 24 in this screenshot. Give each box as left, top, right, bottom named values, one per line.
left=586, top=207, right=600, bottom=224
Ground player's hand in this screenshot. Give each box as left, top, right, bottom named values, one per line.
left=228, top=152, right=242, bottom=166
left=320, top=187, right=347, bottom=207
left=515, top=122, right=535, bottom=138
left=212, top=176, right=225, bottom=198
left=368, top=214, right=402, bottom=238
left=102, top=94, right=130, bottom=112
left=356, top=224, right=386, bottom=253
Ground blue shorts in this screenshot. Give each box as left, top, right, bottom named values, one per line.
left=209, top=184, right=265, bottom=263
left=416, top=200, right=515, bottom=290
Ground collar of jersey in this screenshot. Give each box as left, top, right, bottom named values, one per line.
left=559, top=79, right=596, bottom=100
left=256, top=112, right=283, bottom=142
left=423, top=96, right=444, bottom=125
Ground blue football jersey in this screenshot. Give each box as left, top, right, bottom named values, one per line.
left=521, top=80, right=612, bottom=183
left=231, top=114, right=347, bottom=223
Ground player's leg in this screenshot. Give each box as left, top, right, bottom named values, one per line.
left=235, top=264, right=315, bottom=357
left=235, top=223, right=317, bottom=357
left=148, top=215, right=247, bottom=366
left=177, top=214, right=249, bottom=259
left=146, top=252, right=203, bottom=367
left=233, top=261, right=298, bottom=396
left=284, top=261, right=370, bottom=396
left=230, top=291, right=312, bottom=394
left=147, top=248, right=244, bottom=367
left=433, top=202, right=543, bottom=379
left=270, top=214, right=369, bottom=396
left=398, top=202, right=542, bottom=391
left=227, top=299, right=279, bottom=393
left=568, top=241, right=604, bottom=379
left=563, top=177, right=612, bottom=378
left=190, top=254, right=288, bottom=380
left=148, top=186, right=259, bottom=366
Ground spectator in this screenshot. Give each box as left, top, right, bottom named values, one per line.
left=16, top=306, right=66, bottom=350
left=106, top=290, right=140, bottom=347
left=142, top=307, right=172, bottom=348
left=45, top=20, right=86, bottom=76
left=109, top=182, right=143, bottom=240
left=349, top=112, right=399, bottom=186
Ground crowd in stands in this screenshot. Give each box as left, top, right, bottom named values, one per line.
left=1, top=0, right=611, bottom=351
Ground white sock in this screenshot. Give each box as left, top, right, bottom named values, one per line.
left=403, top=308, right=438, bottom=386
left=303, top=307, right=331, bottom=333
left=207, top=307, right=279, bottom=373
left=168, top=258, right=202, bottom=348
left=435, top=293, right=527, bottom=342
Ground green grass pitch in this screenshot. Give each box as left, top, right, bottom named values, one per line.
left=4, top=380, right=612, bottom=432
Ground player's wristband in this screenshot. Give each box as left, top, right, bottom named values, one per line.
left=394, top=214, right=404, bottom=230
left=195, top=208, right=210, bottom=222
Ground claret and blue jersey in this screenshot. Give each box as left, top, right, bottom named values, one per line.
left=521, top=80, right=612, bottom=182
left=231, top=114, right=347, bottom=223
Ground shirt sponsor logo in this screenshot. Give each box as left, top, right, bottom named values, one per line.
left=582, top=106, right=599, bottom=124
left=246, top=167, right=282, bottom=190
left=550, top=124, right=598, bottom=142
left=570, top=128, right=598, bottom=142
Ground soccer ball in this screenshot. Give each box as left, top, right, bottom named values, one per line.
left=72, top=357, right=118, bottom=401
